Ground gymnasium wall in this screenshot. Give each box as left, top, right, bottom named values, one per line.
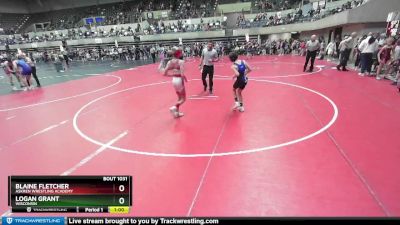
left=298, top=22, right=386, bottom=43
left=216, top=2, right=252, bottom=13
left=0, top=1, right=29, bottom=13
left=25, top=0, right=131, bottom=13
left=268, top=33, right=292, bottom=41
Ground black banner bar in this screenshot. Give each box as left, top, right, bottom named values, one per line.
left=129, top=177, right=132, bottom=206
left=65, top=217, right=400, bottom=225
left=8, top=176, right=11, bottom=206
left=9, top=176, right=132, bottom=182
left=11, top=207, right=112, bottom=213
left=12, top=207, right=78, bottom=213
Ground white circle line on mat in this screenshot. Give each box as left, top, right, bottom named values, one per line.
left=215, top=61, right=323, bottom=78
left=73, top=78, right=338, bottom=158
left=0, top=74, right=122, bottom=112
left=214, top=65, right=322, bottom=79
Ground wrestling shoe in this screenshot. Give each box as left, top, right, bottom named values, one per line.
left=176, top=112, right=184, bottom=118
left=169, top=106, right=177, bottom=117
left=232, top=102, right=240, bottom=111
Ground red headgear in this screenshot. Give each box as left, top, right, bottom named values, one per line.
left=174, top=49, right=183, bottom=59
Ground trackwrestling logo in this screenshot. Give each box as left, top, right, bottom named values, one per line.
left=2, top=217, right=65, bottom=225
left=6, top=217, right=13, bottom=224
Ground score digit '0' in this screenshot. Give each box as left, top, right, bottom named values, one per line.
left=119, top=197, right=125, bottom=205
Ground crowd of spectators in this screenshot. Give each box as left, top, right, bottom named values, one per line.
left=0, top=17, right=224, bottom=46
left=0, top=0, right=367, bottom=47
left=2, top=28, right=399, bottom=93
left=1, top=0, right=365, bottom=41
left=145, top=19, right=223, bottom=35
left=0, top=0, right=218, bottom=36
left=173, top=0, right=217, bottom=20
left=307, top=0, right=365, bottom=21
left=238, top=0, right=366, bottom=28
left=253, top=0, right=300, bottom=13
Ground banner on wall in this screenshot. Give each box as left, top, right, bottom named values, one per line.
left=387, top=11, right=400, bottom=22
left=387, top=20, right=399, bottom=37
left=312, top=0, right=326, bottom=9
left=161, top=11, right=169, bottom=18
left=387, top=12, right=400, bottom=37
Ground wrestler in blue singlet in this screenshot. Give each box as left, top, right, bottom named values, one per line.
left=16, top=59, right=32, bottom=76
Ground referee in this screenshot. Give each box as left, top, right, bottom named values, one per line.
left=303, top=35, right=321, bottom=72
left=336, top=32, right=357, bottom=71
left=199, top=41, right=219, bottom=94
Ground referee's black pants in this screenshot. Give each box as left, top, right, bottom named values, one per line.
left=304, top=50, right=317, bottom=72
left=202, top=65, right=214, bottom=91
left=31, top=66, right=41, bottom=87
left=338, top=48, right=351, bottom=70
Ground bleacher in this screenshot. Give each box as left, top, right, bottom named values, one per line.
left=11, top=0, right=220, bottom=35
left=251, top=0, right=301, bottom=13
left=23, top=9, right=82, bottom=31
left=0, top=0, right=372, bottom=48
left=238, top=0, right=365, bottom=28
left=173, top=0, right=218, bottom=19
left=20, top=2, right=135, bottom=32
left=217, top=0, right=250, bottom=4
left=0, top=13, right=30, bottom=34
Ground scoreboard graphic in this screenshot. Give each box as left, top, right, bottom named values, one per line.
left=8, top=176, right=132, bottom=213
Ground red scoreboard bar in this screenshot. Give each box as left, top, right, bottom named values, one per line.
left=8, top=176, right=132, bottom=213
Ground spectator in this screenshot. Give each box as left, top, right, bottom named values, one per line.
left=358, top=33, right=378, bottom=76
left=326, top=40, right=337, bottom=61
left=337, top=32, right=358, bottom=71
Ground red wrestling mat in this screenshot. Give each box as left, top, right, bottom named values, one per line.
left=1, top=55, right=399, bottom=217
